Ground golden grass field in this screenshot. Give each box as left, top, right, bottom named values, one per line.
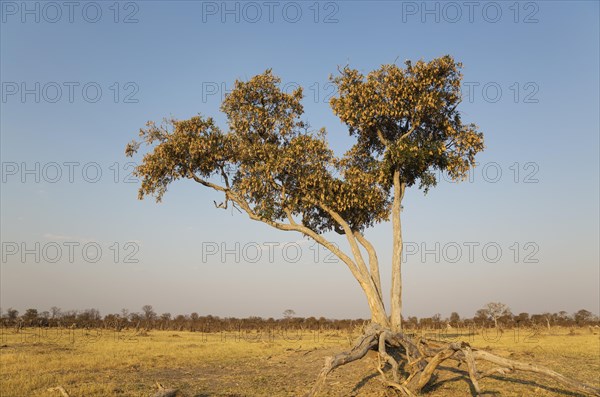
left=1, top=326, right=598, bottom=397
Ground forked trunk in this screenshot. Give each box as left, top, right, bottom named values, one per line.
left=359, top=278, right=390, bottom=327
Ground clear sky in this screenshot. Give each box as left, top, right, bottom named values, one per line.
left=1, top=0, right=598, bottom=320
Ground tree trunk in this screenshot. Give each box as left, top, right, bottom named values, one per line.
left=390, top=171, right=405, bottom=332
left=359, top=277, right=389, bottom=327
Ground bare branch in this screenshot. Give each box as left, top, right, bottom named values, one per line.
left=399, top=123, right=418, bottom=141
left=354, top=231, right=382, bottom=300
left=213, top=200, right=228, bottom=209
left=471, top=349, right=600, bottom=396
left=315, top=201, right=372, bottom=283
left=225, top=191, right=370, bottom=287
left=188, top=172, right=227, bottom=193
left=377, top=130, right=390, bottom=147
left=218, top=165, right=231, bottom=189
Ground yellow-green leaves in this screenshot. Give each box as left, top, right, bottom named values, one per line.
left=221, top=69, right=304, bottom=143
left=125, top=115, right=230, bottom=201
left=127, top=59, right=484, bottom=233
left=330, top=55, right=484, bottom=192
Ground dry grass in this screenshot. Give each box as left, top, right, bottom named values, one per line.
left=1, top=327, right=598, bottom=396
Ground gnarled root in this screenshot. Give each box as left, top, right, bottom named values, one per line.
left=377, top=330, right=416, bottom=397
left=467, top=349, right=600, bottom=397
left=303, top=324, right=380, bottom=397
left=305, top=325, right=600, bottom=397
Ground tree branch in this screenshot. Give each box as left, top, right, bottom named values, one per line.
left=220, top=189, right=369, bottom=287
left=218, top=165, right=231, bottom=189
left=399, top=124, right=418, bottom=141
left=188, top=172, right=228, bottom=193
left=315, top=202, right=372, bottom=282
left=377, top=130, right=390, bottom=147
left=354, top=231, right=383, bottom=300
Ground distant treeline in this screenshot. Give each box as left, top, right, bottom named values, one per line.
left=1, top=305, right=598, bottom=331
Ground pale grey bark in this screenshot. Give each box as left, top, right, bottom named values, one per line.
left=390, top=170, right=406, bottom=332
left=354, top=231, right=383, bottom=301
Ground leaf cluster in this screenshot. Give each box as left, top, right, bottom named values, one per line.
left=127, top=57, right=484, bottom=234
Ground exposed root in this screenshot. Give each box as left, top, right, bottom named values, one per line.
left=409, top=342, right=460, bottom=390
left=379, top=375, right=417, bottom=397
left=305, top=326, right=600, bottom=397
left=303, top=325, right=379, bottom=397
left=378, top=330, right=401, bottom=383
left=461, top=344, right=481, bottom=395
left=469, top=349, right=600, bottom=396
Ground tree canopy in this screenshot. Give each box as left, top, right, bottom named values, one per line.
left=126, top=56, right=484, bottom=237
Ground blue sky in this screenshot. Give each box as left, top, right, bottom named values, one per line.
left=1, top=1, right=598, bottom=320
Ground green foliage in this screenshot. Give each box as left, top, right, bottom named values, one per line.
left=330, top=55, right=484, bottom=191
left=126, top=57, right=484, bottom=234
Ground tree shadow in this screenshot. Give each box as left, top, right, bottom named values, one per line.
left=349, top=346, right=413, bottom=394
left=348, top=361, right=591, bottom=397
left=351, top=370, right=379, bottom=395
left=427, top=365, right=589, bottom=397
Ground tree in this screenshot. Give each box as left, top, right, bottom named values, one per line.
left=474, top=308, right=490, bottom=326
left=190, top=312, right=199, bottom=331
left=77, top=308, right=101, bottom=327
left=103, top=313, right=121, bottom=330
left=50, top=306, right=61, bottom=319
left=574, top=309, right=593, bottom=326
left=23, top=308, right=39, bottom=325
left=283, top=309, right=296, bottom=320
left=482, top=302, right=511, bottom=328
left=173, top=314, right=187, bottom=331
left=542, top=312, right=553, bottom=330
left=449, top=311, right=461, bottom=326
left=7, top=308, right=18, bottom=320
left=515, top=312, right=530, bottom=326
left=431, top=313, right=442, bottom=328
left=126, top=57, right=599, bottom=396
left=126, top=57, right=483, bottom=332
left=4, top=308, right=19, bottom=325
left=159, top=313, right=172, bottom=330
left=557, top=310, right=571, bottom=326
left=142, top=305, right=156, bottom=328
